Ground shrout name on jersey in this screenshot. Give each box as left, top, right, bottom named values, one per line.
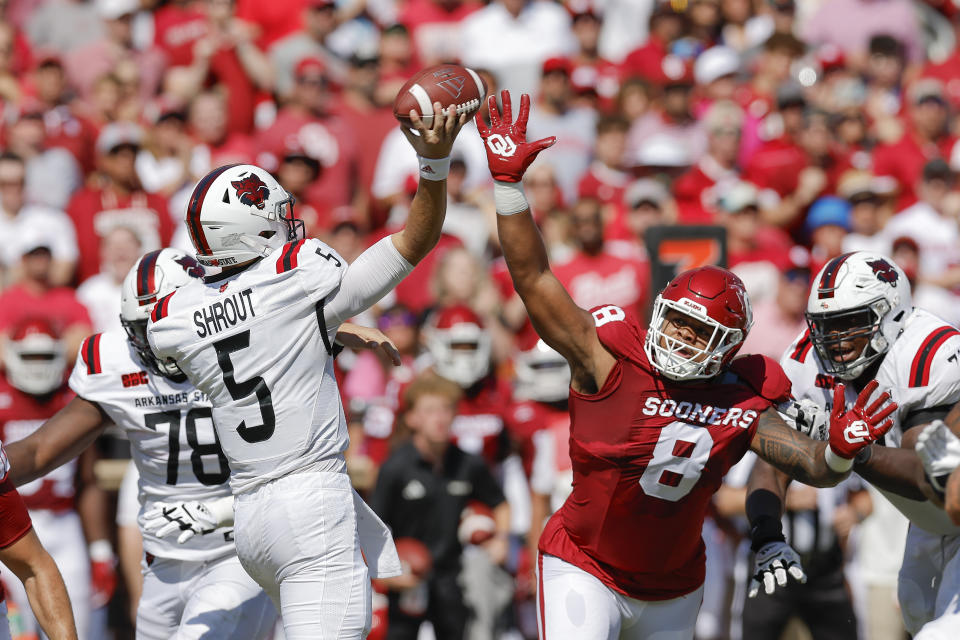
left=641, top=397, right=758, bottom=429
left=193, top=288, right=255, bottom=338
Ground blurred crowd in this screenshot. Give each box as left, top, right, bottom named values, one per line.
left=3, top=0, right=960, bottom=638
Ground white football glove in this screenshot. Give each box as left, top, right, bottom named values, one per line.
left=916, top=420, right=960, bottom=495
left=748, top=541, right=807, bottom=598
left=779, top=398, right=829, bottom=441
left=143, top=496, right=234, bottom=544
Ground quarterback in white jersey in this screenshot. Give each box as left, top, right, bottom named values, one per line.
left=751, top=251, right=960, bottom=640
left=147, top=106, right=466, bottom=638
left=4, top=248, right=279, bottom=640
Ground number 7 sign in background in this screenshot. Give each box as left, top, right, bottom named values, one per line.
left=644, top=225, right=727, bottom=314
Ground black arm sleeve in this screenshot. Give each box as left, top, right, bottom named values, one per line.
left=901, top=404, right=953, bottom=431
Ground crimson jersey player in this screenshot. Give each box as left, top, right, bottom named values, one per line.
left=476, top=89, right=898, bottom=639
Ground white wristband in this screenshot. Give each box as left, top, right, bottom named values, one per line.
left=88, top=539, right=114, bottom=562
left=494, top=180, right=529, bottom=215
left=825, top=445, right=855, bottom=473
left=418, top=155, right=450, bottom=181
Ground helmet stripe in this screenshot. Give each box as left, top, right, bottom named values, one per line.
left=186, top=164, right=239, bottom=256
left=136, top=250, right=162, bottom=304
left=816, top=253, right=854, bottom=299
left=909, top=327, right=960, bottom=387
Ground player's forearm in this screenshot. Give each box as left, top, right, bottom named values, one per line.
left=495, top=202, right=551, bottom=295
left=392, top=178, right=447, bottom=265
left=76, top=449, right=111, bottom=544
left=23, top=555, right=78, bottom=640
left=751, top=410, right=846, bottom=487
left=853, top=445, right=928, bottom=501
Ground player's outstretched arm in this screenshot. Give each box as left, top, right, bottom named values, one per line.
left=0, top=528, right=78, bottom=639
left=335, top=323, right=402, bottom=366
left=750, top=381, right=897, bottom=487
left=4, top=396, right=109, bottom=486
left=476, top=91, right=613, bottom=390
left=391, top=104, right=469, bottom=265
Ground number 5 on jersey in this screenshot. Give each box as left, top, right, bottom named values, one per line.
left=214, top=330, right=275, bottom=443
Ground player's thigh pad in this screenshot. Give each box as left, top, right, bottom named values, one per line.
left=137, top=557, right=193, bottom=640
left=234, top=471, right=371, bottom=640
left=537, top=553, right=621, bottom=640
left=898, top=525, right=944, bottom=635
left=178, top=553, right=278, bottom=640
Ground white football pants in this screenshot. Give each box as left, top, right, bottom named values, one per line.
left=898, top=524, right=960, bottom=640
left=136, top=552, right=277, bottom=639
left=233, top=470, right=371, bottom=640
left=537, top=553, right=702, bottom=640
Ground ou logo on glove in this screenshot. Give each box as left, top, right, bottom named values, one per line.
left=486, top=134, right=517, bottom=157
left=844, top=420, right=871, bottom=444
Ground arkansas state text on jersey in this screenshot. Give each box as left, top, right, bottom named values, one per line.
left=539, top=305, right=791, bottom=601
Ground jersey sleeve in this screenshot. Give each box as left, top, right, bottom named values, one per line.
left=729, top=354, right=792, bottom=404
left=276, top=237, right=346, bottom=303
left=0, top=474, right=32, bottom=548
left=68, top=333, right=105, bottom=399
left=146, top=289, right=186, bottom=361
left=589, top=304, right=646, bottom=362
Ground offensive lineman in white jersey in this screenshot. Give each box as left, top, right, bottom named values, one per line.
left=145, top=106, right=466, bottom=637
left=747, top=251, right=960, bottom=639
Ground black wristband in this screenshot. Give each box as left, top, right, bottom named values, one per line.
left=749, top=515, right=785, bottom=552
left=854, top=445, right=873, bottom=467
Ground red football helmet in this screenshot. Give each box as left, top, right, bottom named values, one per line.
left=423, top=305, right=491, bottom=388
left=513, top=333, right=570, bottom=403
left=644, top=266, right=753, bottom=381
left=3, top=318, right=66, bottom=395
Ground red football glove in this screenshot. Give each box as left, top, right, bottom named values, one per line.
left=475, top=90, right=557, bottom=183
left=90, top=557, right=117, bottom=608
left=828, top=380, right=897, bottom=462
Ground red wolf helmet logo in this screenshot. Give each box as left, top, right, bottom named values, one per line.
left=866, top=258, right=899, bottom=286
left=231, top=173, right=271, bottom=210
left=174, top=255, right=204, bottom=278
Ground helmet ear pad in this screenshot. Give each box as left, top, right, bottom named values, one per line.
left=186, top=164, right=301, bottom=268
left=644, top=266, right=753, bottom=382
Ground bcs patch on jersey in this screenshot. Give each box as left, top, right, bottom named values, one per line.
left=121, top=371, right=149, bottom=388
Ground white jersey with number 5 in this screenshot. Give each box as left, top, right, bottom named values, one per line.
left=147, top=238, right=348, bottom=494
left=780, top=307, right=960, bottom=536
left=69, top=331, right=234, bottom=561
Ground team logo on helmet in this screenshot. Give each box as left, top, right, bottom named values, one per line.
left=174, top=255, right=204, bottom=278
left=231, top=173, right=270, bottom=210
left=866, top=259, right=899, bottom=286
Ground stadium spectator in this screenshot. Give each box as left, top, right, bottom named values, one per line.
left=806, top=196, right=852, bottom=274
left=802, top=0, right=923, bottom=65
left=66, top=122, right=173, bottom=283
left=576, top=115, right=631, bottom=226
left=268, top=0, right=346, bottom=98
left=30, top=54, right=99, bottom=174
left=0, top=152, right=77, bottom=288
left=369, top=372, right=508, bottom=640
left=840, top=170, right=896, bottom=255
left=627, top=72, right=704, bottom=171
left=872, top=78, right=957, bottom=210
left=620, top=2, right=689, bottom=88
left=740, top=248, right=811, bottom=360
left=399, top=0, right=481, bottom=69
left=862, top=35, right=908, bottom=138
left=617, top=178, right=673, bottom=254
left=459, top=0, right=575, bottom=97
left=0, top=225, right=91, bottom=367
left=75, top=225, right=141, bottom=334
left=551, top=197, right=650, bottom=316
left=135, top=102, right=193, bottom=197
left=567, top=2, right=619, bottom=112
left=26, top=0, right=103, bottom=54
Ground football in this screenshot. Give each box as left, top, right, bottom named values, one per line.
left=394, top=537, right=433, bottom=577
left=457, top=501, right=497, bottom=546
left=393, top=64, right=487, bottom=128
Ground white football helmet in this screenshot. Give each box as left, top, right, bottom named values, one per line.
left=121, top=248, right=205, bottom=378
left=424, top=305, right=492, bottom=388
left=3, top=319, right=66, bottom=395
left=806, top=251, right=912, bottom=380
left=514, top=337, right=570, bottom=403
left=185, top=164, right=302, bottom=267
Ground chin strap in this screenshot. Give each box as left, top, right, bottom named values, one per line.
left=238, top=234, right=281, bottom=258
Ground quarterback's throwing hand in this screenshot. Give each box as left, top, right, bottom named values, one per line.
left=143, top=501, right=222, bottom=544
left=749, top=541, right=806, bottom=598
left=475, top=90, right=557, bottom=183
left=826, top=380, right=897, bottom=469
left=916, top=420, right=960, bottom=497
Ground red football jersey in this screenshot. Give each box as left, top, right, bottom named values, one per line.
left=0, top=378, right=74, bottom=512
left=509, top=400, right=570, bottom=481
left=538, top=305, right=790, bottom=601
left=451, top=376, right=518, bottom=467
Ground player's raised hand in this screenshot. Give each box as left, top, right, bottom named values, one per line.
left=826, top=381, right=897, bottom=470
left=475, top=90, right=557, bottom=183
left=401, top=101, right=468, bottom=159
left=335, top=323, right=402, bottom=366
left=748, top=541, right=806, bottom=598
left=143, top=500, right=225, bottom=544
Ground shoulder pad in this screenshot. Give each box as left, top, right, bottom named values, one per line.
left=786, top=329, right=814, bottom=363
left=909, top=326, right=960, bottom=388
left=275, top=239, right=308, bottom=274
left=79, top=333, right=104, bottom=375
left=150, top=291, right=177, bottom=323
left=729, top=354, right=792, bottom=403
left=590, top=304, right=645, bottom=362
